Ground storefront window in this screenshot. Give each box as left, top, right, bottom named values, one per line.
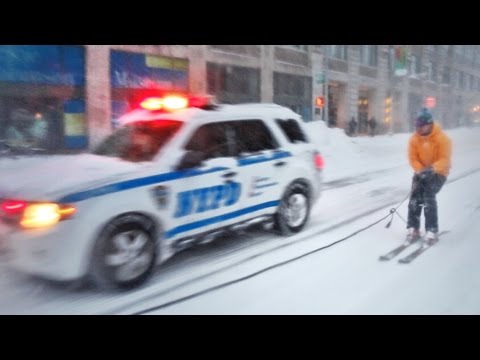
left=0, top=45, right=86, bottom=152
left=273, top=72, right=312, bottom=122
left=110, top=50, right=189, bottom=129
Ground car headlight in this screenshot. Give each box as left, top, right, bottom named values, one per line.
left=1, top=200, right=76, bottom=229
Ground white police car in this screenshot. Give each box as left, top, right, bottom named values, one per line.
left=0, top=95, right=324, bottom=289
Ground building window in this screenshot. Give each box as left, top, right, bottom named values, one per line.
left=408, top=54, right=421, bottom=76
left=475, top=49, right=480, bottom=66
left=274, top=72, right=310, bottom=97
left=458, top=71, right=464, bottom=89
left=454, top=45, right=463, bottom=59
left=360, top=45, right=378, bottom=67
left=273, top=72, right=313, bottom=121
left=427, top=60, right=437, bottom=82
left=387, top=46, right=394, bottom=73
left=207, top=63, right=260, bottom=104
left=283, top=45, right=308, bottom=52
left=465, top=47, right=474, bottom=64
left=442, top=66, right=450, bottom=84
left=327, top=45, right=348, bottom=61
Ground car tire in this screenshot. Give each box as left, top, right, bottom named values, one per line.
left=274, top=182, right=311, bottom=236
left=90, top=214, right=157, bottom=290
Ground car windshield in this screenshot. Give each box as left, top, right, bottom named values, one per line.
left=92, top=120, right=183, bottom=162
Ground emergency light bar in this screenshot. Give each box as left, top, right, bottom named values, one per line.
left=139, top=94, right=216, bottom=112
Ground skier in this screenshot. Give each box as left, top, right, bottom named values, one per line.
left=406, top=108, right=452, bottom=244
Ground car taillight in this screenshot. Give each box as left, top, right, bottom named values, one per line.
left=314, top=152, right=325, bottom=170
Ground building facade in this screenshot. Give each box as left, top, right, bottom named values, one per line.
left=316, top=45, right=480, bottom=134
left=0, top=45, right=479, bottom=152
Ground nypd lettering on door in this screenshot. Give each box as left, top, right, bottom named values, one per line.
left=174, top=181, right=242, bottom=218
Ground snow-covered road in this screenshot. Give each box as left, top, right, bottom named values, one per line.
left=1, top=124, right=479, bottom=314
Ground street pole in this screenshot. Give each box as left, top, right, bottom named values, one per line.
left=389, top=46, right=395, bottom=135
left=390, top=77, right=395, bottom=135
left=323, top=49, right=329, bottom=126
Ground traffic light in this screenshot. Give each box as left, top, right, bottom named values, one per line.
left=315, top=96, right=325, bottom=108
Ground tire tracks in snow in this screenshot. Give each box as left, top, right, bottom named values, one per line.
left=104, top=166, right=480, bottom=315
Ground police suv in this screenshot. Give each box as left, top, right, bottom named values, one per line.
left=0, top=95, right=324, bottom=289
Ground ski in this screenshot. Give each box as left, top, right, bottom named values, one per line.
left=378, top=239, right=419, bottom=261
left=398, top=241, right=436, bottom=264
left=398, top=230, right=449, bottom=264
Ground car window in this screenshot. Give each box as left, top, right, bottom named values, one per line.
left=230, top=120, right=279, bottom=156
left=93, top=120, right=183, bottom=162
left=275, top=119, right=309, bottom=143
left=184, top=122, right=231, bottom=161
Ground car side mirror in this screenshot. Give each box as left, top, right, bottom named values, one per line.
left=176, top=150, right=205, bottom=171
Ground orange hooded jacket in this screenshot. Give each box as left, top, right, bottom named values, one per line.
left=408, top=123, right=452, bottom=177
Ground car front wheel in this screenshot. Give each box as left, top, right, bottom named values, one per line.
left=91, top=215, right=157, bottom=290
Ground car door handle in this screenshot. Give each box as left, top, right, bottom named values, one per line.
left=222, top=171, right=238, bottom=178
left=274, top=161, right=287, bottom=167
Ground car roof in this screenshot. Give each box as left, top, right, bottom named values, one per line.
left=117, top=103, right=302, bottom=126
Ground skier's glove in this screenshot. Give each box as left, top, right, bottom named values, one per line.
left=418, top=166, right=435, bottom=180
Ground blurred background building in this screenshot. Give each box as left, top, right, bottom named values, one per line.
left=0, top=45, right=479, bottom=151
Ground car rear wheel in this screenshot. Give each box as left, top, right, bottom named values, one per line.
left=274, top=182, right=310, bottom=235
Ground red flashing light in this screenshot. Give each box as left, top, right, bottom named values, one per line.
left=1, top=200, right=27, bottom=216
left=140, top=97, right=166, bottom=111
left=139, top=94, right=215, bottom=112
left=162, top=95, right=189, bottom=110
left=188, top=95, right=215, bottom=108
left=140, top=95, right=189, bottom=111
